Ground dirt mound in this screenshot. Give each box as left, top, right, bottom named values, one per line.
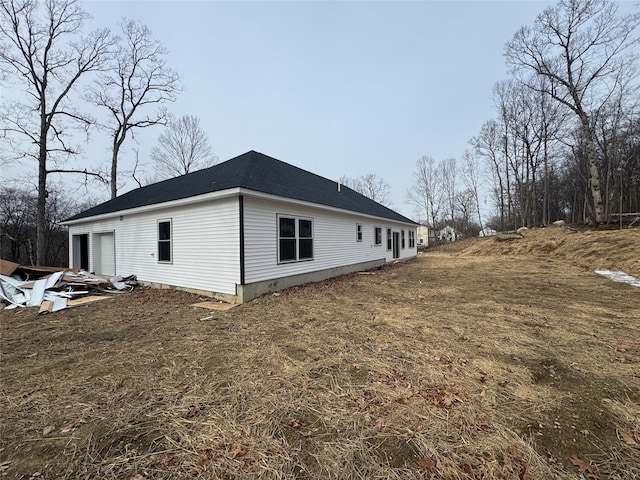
left=439, top=227, right=640, bottom=277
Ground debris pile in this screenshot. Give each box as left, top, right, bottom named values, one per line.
left=0, top=260, right=137, bottom=313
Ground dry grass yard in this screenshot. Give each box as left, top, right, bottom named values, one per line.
left=1, top=227, right=639, bottom=479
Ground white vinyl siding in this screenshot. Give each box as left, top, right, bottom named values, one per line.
left=68, top=198, right=240, bottom=295
left=68, top=191, right=417, bottom=299
left=243, top=196, right=416, bottom=284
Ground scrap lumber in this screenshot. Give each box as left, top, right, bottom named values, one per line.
left=0, top=259, right=20, bottom=276
left=67, top=296, right=112, bottom=307
left=191, top=301, right=237, bottom=311
left=0, top=267, right=136, bottom=312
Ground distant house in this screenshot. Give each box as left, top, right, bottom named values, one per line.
left=436, top=225, right=460, bottom=244
left=417, top=224, right=437, bottom=248
left=479, top=227, right=497, bottom=237
left=62, top=151, right=418, bottom=303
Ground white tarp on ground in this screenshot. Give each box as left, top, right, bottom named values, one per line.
left=595, top=269, right=640, bottom=288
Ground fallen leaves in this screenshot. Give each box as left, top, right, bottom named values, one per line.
left=416, top=456, right=436, bottom=470
left=617, top=429, right=640, bottom=446
left=509, top=443, right=521, bottom=458
left=288, top=418, right=301, bottom=429
left=612, top=356, right=638, bottom=364
left=419, top=386, right=468, bottom=408
left=229, top=445, right=247, bottom=459
left=570, top=457, right=600, bottom=479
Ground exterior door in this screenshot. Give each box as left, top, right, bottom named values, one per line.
left=72, top=234, right=89, bottom=270
left=392, top=231, right=400, bottom=259
left=93, top=232, right=115, bottom=276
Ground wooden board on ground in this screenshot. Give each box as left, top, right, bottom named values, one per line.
left=67, top=296, right=112, bottom=307
left=191, top=301, right=236, bottom=311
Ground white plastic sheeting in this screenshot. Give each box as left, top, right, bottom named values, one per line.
left=594, top=269, right=640, bottom=288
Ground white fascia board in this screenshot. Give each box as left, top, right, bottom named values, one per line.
left=239, top=189, right=417, bottom=226
left=62, top=188, right=243, bottom=225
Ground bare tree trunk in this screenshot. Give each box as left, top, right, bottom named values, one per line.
left=582, top=118, right=605, bottom=225
left=504, top=130, right=513, bottom=229
left=37, top=121, right=48, bottom=266
left=111, top=131, right=125, bottom=199
left=543, top=131, right=549, bottom=225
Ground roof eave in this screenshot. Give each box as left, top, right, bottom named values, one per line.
left=61, top=187, right=243, bottom=225
left=62, top=186, right=416, bottom=227
left=240, top=189, right=417, bottom=225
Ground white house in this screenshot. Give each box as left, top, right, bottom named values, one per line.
left=479, top=227, right=497, bottom=237
left=436, top=225, right=460, bottom=243
left=63, top=151, right=418, bottom=303
left=416, top=225, right=436, bottom=248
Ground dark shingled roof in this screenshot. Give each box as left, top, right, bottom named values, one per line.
left=65, top=151, right=416, bottom=224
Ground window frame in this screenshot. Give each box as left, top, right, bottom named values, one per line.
left=157, top=219, right=172, bottom=263
left=356, top=223, right=362, bottom=242
left=409, top=230, right=416, bottom=248
left=277, top=214, right=314, bottom=264
left=401, top=230, right=406, bottom=249
left=386, top=228, right=392, bottom=251
left=374, top=226, right=382, bottom=246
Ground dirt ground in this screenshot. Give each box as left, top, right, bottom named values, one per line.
left=1, top=227, right=639, bottom=479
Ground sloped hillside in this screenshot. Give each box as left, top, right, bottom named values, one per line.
left=443, top=227, right=640, bottom=277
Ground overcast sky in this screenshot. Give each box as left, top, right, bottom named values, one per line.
left=8, top=0, right=569, bottom=218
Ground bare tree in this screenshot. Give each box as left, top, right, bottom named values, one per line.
left=440, top=158, right=457, bottom=225
left=0, top=186, right=36, bottom=264
left=1, top=184, right=89, bottom=266
left=406, top=155, right=443, bottom=227
left=88, top=19, right=180, bottom=198
left=472, top=119, right=508, bottom=230
left=0, top=0, right=114, bottom=264
left=453, top=188, right=481, bottom=238
left=339, top=173, right=392, bottom=206
left=151, top=115, right=216, bottom=179
left=505, top=0, right=640, bottom=224
left=461, top=150, right=484, bottom=233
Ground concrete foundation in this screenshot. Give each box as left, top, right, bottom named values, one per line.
left=139, top=258, right=386, bottom=304
left=236, top=258, right=386, bottom=303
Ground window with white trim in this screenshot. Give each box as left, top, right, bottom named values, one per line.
left=158, top=219, right=172, bottom=263
left=278, top=215, right=313, bottom=263
left=409, top=230, right=415, bottom=248
left=401, top=230, right=405, bottom=249
left=356, top=224, right=362, bottom=242
left=387, top=228, right=392, bottom=251
left=374, top=227, right=382, bottom=245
